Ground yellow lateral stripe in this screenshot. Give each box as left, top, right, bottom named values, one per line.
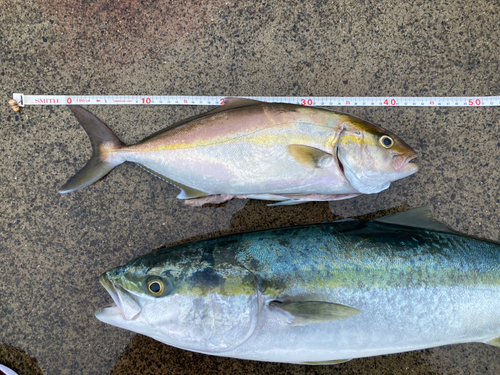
left=135, top=133, right=340, bottom=151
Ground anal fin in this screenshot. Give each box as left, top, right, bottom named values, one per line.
left=137, top=164, right=208, bottom=199
left=265, top=193, right=362, bottom=206
left=269, top=300, right=361, bottom=326
left=301, top=359, right=352, bottom=365
left=267, top=199, right=310, bottom=206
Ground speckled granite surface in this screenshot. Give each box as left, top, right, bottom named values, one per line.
left=1, top=0, right=500, bottom=374
left=0, top=344, right=43, bottom=375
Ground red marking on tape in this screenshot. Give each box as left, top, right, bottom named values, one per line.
left=36, top=98, right=60, bottom=104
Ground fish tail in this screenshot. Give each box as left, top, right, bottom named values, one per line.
left=58, top=106, right=126, bottom=193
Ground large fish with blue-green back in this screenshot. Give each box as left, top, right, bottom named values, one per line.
left=96, top=207, right=500, bottom=364
left=59, top=98, right=418, bottom=206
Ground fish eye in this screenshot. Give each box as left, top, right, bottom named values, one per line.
left=147, top=278, right=165, bottom=297
left=379, top=135, right=394, bottom=149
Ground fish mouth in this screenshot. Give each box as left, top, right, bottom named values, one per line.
left=394, top=154, right=419, bottom=175
left=96, top=272, right=142, bottom=321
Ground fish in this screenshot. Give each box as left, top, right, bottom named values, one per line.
left=96, top=207, right=500, bottom=364
left=59, top=98, right=418, bottom=206
left=0, top=364, right=19, bottom=375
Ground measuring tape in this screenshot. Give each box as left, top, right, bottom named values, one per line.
left=9, top=93, right=499, bottom=111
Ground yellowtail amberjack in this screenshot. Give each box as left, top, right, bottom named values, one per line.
left=60, top=98, right=418, bottom=206
left=96, top=207, right=500, bottom=364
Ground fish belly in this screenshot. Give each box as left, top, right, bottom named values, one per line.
left=123, top=144, right=356, bottom=195
left=217, top=286, right=500, bottom=363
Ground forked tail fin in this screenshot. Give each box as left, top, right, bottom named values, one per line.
left=58, top=106, right=126, bottom=193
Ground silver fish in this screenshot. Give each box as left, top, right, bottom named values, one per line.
left=96, top=207, right=500, bottom=364
left=0, top=364, right=19, bottom=375
left=59, top=98, right=418, bottom=206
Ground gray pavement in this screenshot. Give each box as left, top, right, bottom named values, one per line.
left=1, top=0, right=500, bottom=374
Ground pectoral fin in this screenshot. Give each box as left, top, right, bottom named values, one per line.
left=137, top=165, right=208, bottom=199
left=269, top=300, right=361, bottom=326
left=286, top=145, right=333, bottom=169
left=301, top=359, right=352, bottom=365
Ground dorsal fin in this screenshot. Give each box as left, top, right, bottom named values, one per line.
left=205, top=97, right=263, bottom=115
left=372, top=206, right=457, bottom=234
left=138, top=98, right=263, bottom=143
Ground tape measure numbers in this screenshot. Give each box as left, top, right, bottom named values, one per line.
left=10, top=93, right=499, bottom=108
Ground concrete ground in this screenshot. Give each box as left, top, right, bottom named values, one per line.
left=1, top=0, right=500, bottom=374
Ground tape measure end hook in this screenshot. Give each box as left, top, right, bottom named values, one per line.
left=9, top=93, right=24, bottom=112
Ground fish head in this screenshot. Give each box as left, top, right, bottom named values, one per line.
left=337, top=116, right=418, bottom=194
left=96, top=252, right=260, bottom=353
